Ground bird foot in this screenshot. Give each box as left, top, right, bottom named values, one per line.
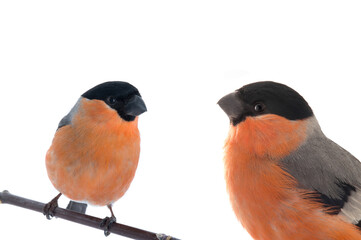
left=43, top=193, right=62, bottom=220
left=100, top=215, right=117, bottom=236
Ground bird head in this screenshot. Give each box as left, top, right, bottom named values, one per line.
left=82, top=81, right=147, bottom=122
left=218, top=81, right=313, bottom=126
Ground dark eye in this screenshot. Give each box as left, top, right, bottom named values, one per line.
left=107, top=96, right=117, bottom=104
left=254, top=102, right=265, bottom=113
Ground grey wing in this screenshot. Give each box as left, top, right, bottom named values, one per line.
left=57, top=98, right=81, bottom=130
left=280, top=128, right=361, bottom=225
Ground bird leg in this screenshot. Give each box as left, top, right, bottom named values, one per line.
left=43, top=193, right=62, bottom=220
left=100, top=204, right=117, bottom=236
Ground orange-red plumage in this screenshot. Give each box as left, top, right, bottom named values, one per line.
left=46, top=98, right=140, bottom=206
left=224, top=114, right=361, bottom=239
left=44, top=81, right=146, bottom=236
left=219, top=81, right=361, bottom=240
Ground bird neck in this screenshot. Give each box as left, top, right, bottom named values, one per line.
left=225, top=114, right=309, bottom=161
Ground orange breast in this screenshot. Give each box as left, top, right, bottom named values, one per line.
left=224, top=115, right=361, bottom=240
left=46, top=98, right=140, bottom=206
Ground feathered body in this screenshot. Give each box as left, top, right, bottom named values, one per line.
left=44, top=82, right=147, bottom=233
left=46, top=97, right=140, bottom=206
left=219, top=81, right=361, bottom=239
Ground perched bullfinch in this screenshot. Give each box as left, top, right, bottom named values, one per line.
left=218, top=81, right=361, bottom=240
left=44, top=81, right=147, bottom=236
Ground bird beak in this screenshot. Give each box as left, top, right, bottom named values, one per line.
left=217, top=92, right=243, bottom=121
left=124, top=95, right=147, bottom=116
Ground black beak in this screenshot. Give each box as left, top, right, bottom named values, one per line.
left=217, top=92, right=244, bottom=121
left=124, top=95, right=147, bottom=117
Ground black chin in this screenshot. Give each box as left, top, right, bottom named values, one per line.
left=231, top=115, right=246, bottom=126
left=119, top=113, right=136, bottom=122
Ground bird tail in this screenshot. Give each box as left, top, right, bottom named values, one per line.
left=66, top=200, right=87, bottom=214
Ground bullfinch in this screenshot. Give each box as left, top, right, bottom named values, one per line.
left=44, top=81, right=147, bottom=236
left=218, top=81, right=361, bottom=240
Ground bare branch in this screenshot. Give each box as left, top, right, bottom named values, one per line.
left=0, top=190, right=180, bottom=240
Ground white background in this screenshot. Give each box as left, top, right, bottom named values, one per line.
left=1, top=1, right=361, bottom=239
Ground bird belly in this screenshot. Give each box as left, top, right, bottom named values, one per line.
left=225, top=154, right=361, bottom=240
left=224, top=116, right=361, bottom=240
left=46, top=122, right=140, bottom=206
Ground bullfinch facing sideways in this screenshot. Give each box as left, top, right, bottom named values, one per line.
left=218, top=81, right=361, bottom=240
left=44, top=81, right=147, bottom=236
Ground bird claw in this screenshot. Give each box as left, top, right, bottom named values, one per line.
left=43, top=199, right=58, bottom=220
left=100, top=216, right=117, bottom=236
left=43, top=193, right=62, bottom=220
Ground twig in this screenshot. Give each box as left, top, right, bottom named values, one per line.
left=0, top=190, right=180, bottom=240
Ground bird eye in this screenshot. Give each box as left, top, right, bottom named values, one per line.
left=107, top=96, right=117, bottom=104
left=254, top=102, right=265, bottom=113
